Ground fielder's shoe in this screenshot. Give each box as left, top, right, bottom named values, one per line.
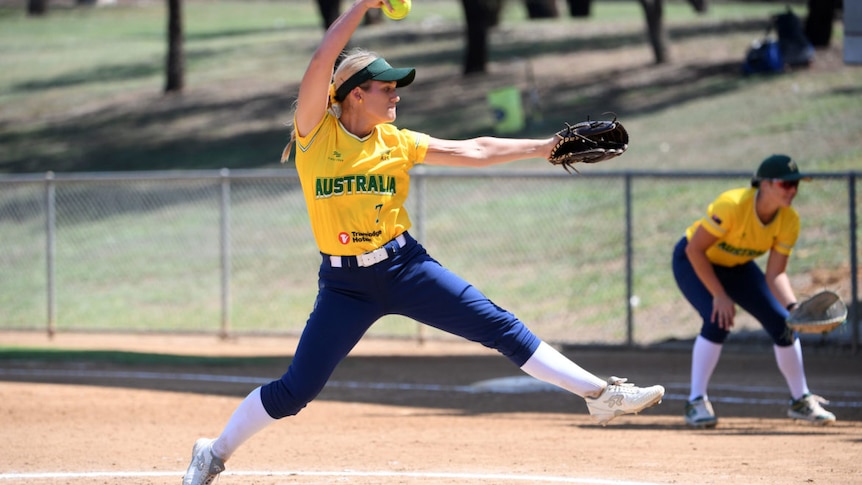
left=788, top=393, right=836, bottom=425
left=684, top=396, right=718, bottom=429
left=182, top=438, right=225, bottom=485
left=585, top=376, right=665, bottom=426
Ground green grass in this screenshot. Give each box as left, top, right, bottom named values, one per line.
left=1, top=0, right=858, bottom=345
left=3, top=0, right=858, bottom=173
left=0, top=347, right=283, bottom=366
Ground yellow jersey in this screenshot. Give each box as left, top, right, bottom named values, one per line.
left=684, top=187, right=799, bottom=267
left=294, top=113, right=430, bottom=255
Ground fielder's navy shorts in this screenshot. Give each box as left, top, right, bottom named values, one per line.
left=672, top=236, right=795, bottom=347
left=260, top=231, right=540, bottom=419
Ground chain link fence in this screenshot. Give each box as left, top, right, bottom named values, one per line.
left=1, top=169, right=858, bottom=349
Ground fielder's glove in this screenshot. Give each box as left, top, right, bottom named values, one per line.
left=548, top=116, right=629, bottom=173
left=786, top=290, right=848, bottom=334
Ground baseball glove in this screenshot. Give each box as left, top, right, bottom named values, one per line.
left=786, top=290, right=848, bottom=334
left=548, top=116, right=629, bottom=174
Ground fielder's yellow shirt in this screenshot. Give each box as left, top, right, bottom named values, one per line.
left=684, top=187, right=800, bottom=267
left=294, top=113, right=429, bottom=255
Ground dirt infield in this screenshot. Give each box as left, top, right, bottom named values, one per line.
left=1, top=332, right=861, bottom=484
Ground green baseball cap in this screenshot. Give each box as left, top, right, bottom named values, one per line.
left=754, top=154, right=810, bottom=181
left=334, top=57, right=416, bottom=102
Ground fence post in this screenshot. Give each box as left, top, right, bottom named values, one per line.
left=45, top=171, right=56, bottom=339
left=624, top=173, right=634, bottom=347
left=413, top=169, right=427, bottom=345
left=848, top=173, right=858, bottom=353
left=219, top=168, right=231, bottom=340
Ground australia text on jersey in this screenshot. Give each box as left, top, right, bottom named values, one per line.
left=315, top=174, right=397, bottom=198
left=716, top=241, right=766, bottom=258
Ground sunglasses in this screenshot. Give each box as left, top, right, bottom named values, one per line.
left=772, top=179, right=799, bottom=190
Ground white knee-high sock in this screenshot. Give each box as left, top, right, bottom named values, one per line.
left=520, top=341, right=606, bottom=398
left=689, top=335, right=723, bottom=402
left=212, top=386, right=277, bottom=462
left=774, top=338, right=809, bottom=400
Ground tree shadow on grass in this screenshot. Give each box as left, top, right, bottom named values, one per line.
left=0, top=17, right=782, bottom=174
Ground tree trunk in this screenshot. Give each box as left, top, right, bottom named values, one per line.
left=805, top=0, right=837, bottom=47
left=317, top=0, right=340, bottom=29
left=566, top=0, right=591, bottom=18
left=27, top=0, right=48, bottom=16
left=164, top=0, right=184, bottom=93
left=638, top=0, right=669, bottom=64
left=525, top=0, right=558, bottom=19
left=687, top=0, right=706, bottom=14
left=487, top=0, right=502, bottom=27
left=461, top=0, right=501, bottom=74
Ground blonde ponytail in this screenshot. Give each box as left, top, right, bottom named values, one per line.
left=280, top=130, right=295, bottom=164
left=283, top=50, right=376, bottom=163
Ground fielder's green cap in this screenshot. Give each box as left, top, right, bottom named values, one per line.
left=754, top=154, right=811, bottom=181
left=334, top=57, right=416, bottom=102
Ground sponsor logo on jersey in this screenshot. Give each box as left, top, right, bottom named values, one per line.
left=337, top=230, right=383, bottom=245
left=348, top=230, right=382, bottom=244
left=328, top=150, right=344, bottom=163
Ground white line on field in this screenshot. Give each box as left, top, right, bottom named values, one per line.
left=0, top=470, right=667, bottom=484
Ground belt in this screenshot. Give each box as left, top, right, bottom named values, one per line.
left=328, top=233, right=408, bottom=268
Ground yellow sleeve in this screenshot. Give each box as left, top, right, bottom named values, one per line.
left=699, top=196, right=736, bottom=239
left=404, top=128, right=429, bottom=165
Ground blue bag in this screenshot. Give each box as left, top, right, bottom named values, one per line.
left=743, top=38, right=783, bottom=74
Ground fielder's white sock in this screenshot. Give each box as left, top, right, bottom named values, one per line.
left=689, top=335, right=723, bottom=402
left=211, top=386, right=277, bottom=461
left=520, top=341, right=606, bottom=398
left=774, top=339, right=809, bottom=400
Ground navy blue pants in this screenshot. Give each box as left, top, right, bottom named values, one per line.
left=260, top=232, right=540, bottom=419
left=671, top=237, right=794, bottom=347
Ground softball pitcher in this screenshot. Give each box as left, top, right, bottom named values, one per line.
left=183, top=0, right=664, bottom=482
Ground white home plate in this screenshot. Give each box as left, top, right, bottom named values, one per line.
left=470, top=376, right=562, bottom=393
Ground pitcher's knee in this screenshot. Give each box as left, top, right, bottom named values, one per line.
left=259, top=378, right=320, bottom=419
left=480, top=319, right=540, bottom=367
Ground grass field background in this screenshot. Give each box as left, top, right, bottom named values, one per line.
left=0, top=0, right=859, bottom=344
left=1, top=0, right=859, bottom=173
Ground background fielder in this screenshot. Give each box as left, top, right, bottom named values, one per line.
left=672, top=154, right=836, bottom=428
